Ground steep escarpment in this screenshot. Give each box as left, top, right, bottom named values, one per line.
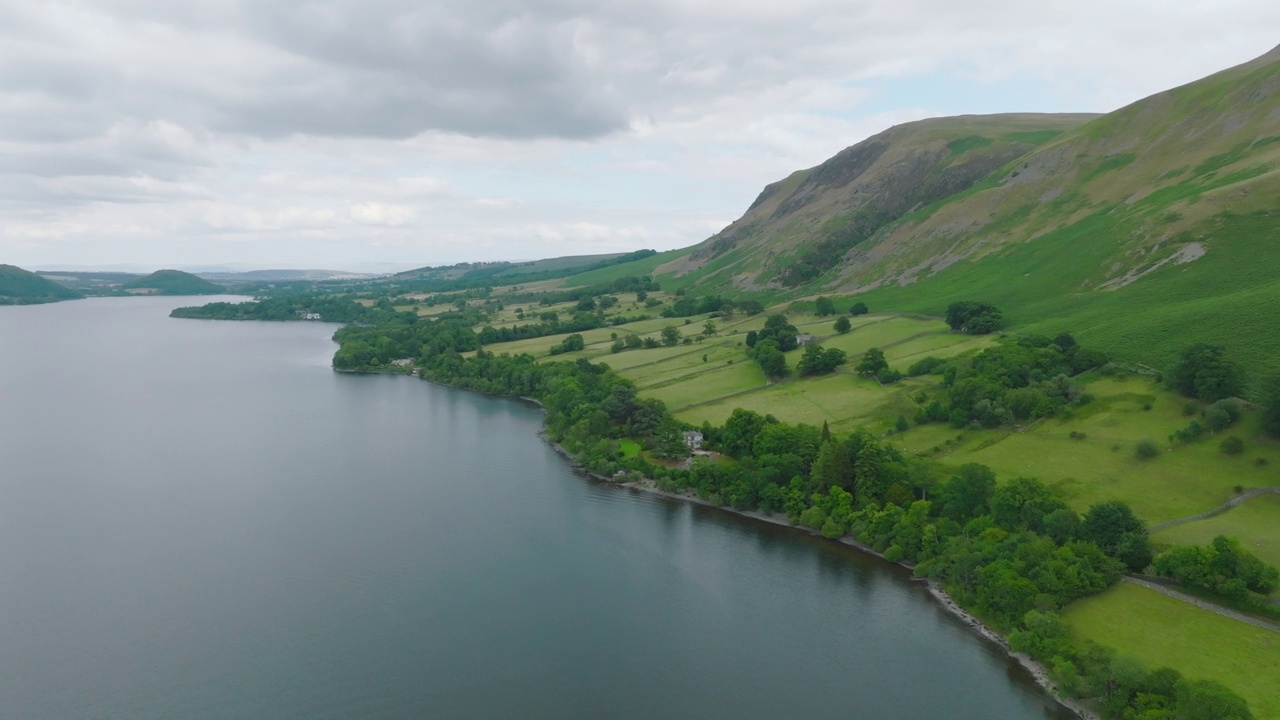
left=662, top=113, right=1096, bottom=289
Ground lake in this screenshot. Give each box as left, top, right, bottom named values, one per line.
left=0, top=296, right=1070, bottom=719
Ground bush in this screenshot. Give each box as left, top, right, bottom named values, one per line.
left=1219, top=436, right=1244, bottom=455
left=1170, top=419, right=1205, bottom=446
left=883, top=545, right=904, bottom=563
left=876, top=367, right=903, bottom=384
left=1069, top=431, right=1087, bottom=440
left=1134, top=440, right=1161, bottom=460
left=907, top=356, right=948, bottom=376
left=1204, top=399, right=1242, bottom=431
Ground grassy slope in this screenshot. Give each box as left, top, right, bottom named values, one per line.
left=1154, top=494, right=1280, bottom=570
left=1065, top=582, right=1280, bottom=720
left=657, top=113, right=1094, bottom=295
left=811, top=51, right=1280, bottom=386
left=897, top=376, right=1280, bottom=523
left=0, top=264, right=83, bottom=302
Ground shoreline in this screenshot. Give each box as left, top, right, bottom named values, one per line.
left=537, top=429, right=1099, bottom=720
left=383, top=370, right=1096, bottom=719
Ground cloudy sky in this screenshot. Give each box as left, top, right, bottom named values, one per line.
left=3, top=1, right=1277, bottom=271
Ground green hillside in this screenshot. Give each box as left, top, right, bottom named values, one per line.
left=649, top=44, right=1280, bottom=389
left=122, top=269, right=224, bottom=295
left=0, top=264, right=83, bottom=304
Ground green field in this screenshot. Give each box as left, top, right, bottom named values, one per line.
left=1153, top=494, right=1280, bottom=571
left=1065, top=582, right=1280, bottom=720
left=891, top=376, right=1280, bottom=524
left=675, top=372, right=921, bottom=434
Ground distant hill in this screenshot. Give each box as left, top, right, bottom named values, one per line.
left=393, top=253, right=630, bottom=282
left=122, top=269, right=224, bottom=295
left=38, top=271, right=142, bottom=293
left=0, top=264, right=84, bottom=304
left=196, top=269, right=378, bottom=282
left=635, top=44, right=1280, bottom=385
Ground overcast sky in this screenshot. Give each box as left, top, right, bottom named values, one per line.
left=3, top=1, right=1277, bottom=271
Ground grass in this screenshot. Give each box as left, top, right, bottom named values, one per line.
left=675, top=373, right=920, bottom=434
left=643, top=362, right=767, bottom=410
left=893, top=376, right=1280, bottom=524
left=1153, top=494, right=1280, bottom=571
left=1065, top=582, right=1280, bottom=720
left=619, top=439, right=641, bottom=458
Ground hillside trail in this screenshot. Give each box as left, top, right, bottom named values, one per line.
left=1121, top=577, right=1280, bottom=633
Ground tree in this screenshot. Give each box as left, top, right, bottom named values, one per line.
left=660, top=325, right=682, bottom=347
left=1080, top=500, right=1148, bottom=566
left=856, top=348, right=888, bottom=377
left=1261, top=375, right=1280, bottom=437
left=702, top=320, right=717, bottom=338
left=1176, top=679, right=1255, bottom=720
left=576, top=295, right=597, bottom=311
left=635, top=290, right=647, bottom=302
left=834, top=316, right=852, bottom=333
left=745, top=330, right=759, bottom=348
left=759, top=314, right=800, bottom=351
left=849, top=301, right=869, bottom=316
left=945, top=301, right=1003, bottom=334
left=941, top=464, right=996, bottom=521
left=1169, top=344, right=1242, bottom=401
left=754, top=339, right=788, bottom=379
left=797, top=345, right=846, bottom=376
left=814, top=296, right=836, bottom=316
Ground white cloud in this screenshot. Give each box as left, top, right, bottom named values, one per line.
left=0, top=0, right=1277, bottom=268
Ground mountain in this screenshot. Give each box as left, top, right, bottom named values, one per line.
left=651, top=45, right=1280, bottom=384
left=661, top=112, right=1097, bottom=289
left=0, top=264, right=84, bottom=304
left=122, top=269, right=224, bottom=295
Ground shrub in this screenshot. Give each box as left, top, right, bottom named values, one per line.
left=876, top=367, right=903, bottom=384
left=1204, top=399, right=1242, bottom=431
left=1069, top=431, right=1087, bottom=440
left=1134, top=440, right=1161, bottom=460
left=1182, top=402, right=1198, bottom=416
left=907, top=356, right=948, bottom=376
left=1219, top=436, right=1244, bottom=455
left=882, top=545, right=905, bottom=563
left=895, top=415, right=910, bottom=432
left=1170, top=420, right=1205, bottom=446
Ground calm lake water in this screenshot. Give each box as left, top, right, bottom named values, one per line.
left=0, top=296, right=1070, bottom=719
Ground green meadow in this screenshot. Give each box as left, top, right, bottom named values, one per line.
left=1065, top=582, right=1280, bottom=720
left=1153, top=493, right=1280, bottom=571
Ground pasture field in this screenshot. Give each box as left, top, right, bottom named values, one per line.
left=895, top=376, right=1280, bottom=524
left=675, top=373, right=921, bottom=434
left=1065, top=582, right=1280, bottom=720
left=1153, top=493, right=1280, bottom=571
left=643, top=362, right=768, bottom=410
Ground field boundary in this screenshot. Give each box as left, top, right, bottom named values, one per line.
left=1121, top=577, right=1280, bottom=633
left=1149, top=487, right=1280, bottom=531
